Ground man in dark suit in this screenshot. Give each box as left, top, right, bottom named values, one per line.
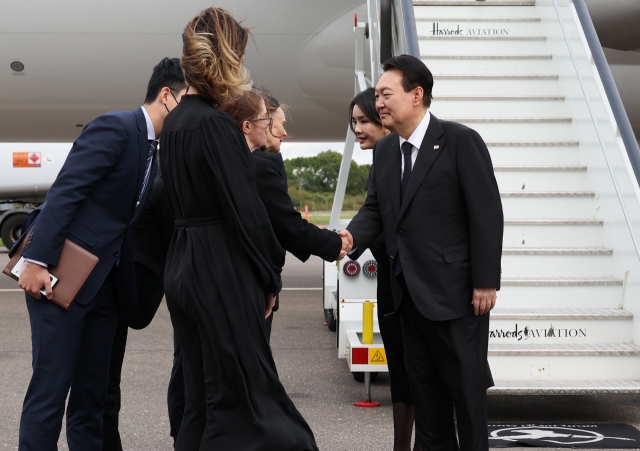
left=100, top=58, right=186, bottom=451
left=342, top=55, right=503, bottom=451
left=15, top=57, right=186, bottom=451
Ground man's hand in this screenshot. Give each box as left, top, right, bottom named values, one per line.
left=18, top=262, right=52, bottom=300
left=472, top=287, right=496, bottom=316
left=337, top=230, right=354, bottom=261
left=265, top=292, right=277, bottom=319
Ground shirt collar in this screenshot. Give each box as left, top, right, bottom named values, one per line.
left=399, top=110, right=431, bottom=150
left=140, top=106, right=156, bottom=141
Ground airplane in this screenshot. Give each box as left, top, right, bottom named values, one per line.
left=1, top=0, right=638, bottom=144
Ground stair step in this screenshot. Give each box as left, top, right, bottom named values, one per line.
left=501, top=194, right=594, bottom=219
left=433, top=97, right=567, bottom=117
left=419, top=37, right=546, bottom=53
left=504, top=219, right=601, bottom=225
left=489, top=343, right=640, bottom=356
left=417, top=17, right=541, bottom=22
left=415, top=0, right=536, bottom=5
left=489, top=309, right=633, bottom=344
left=491, top=308, right=631, bottom=320
left=441, top=119, right=574, bottom=141
left=495, top=168, right=588, bottom=190
left=496, top=172, right=588, bottom=191
left=426, top=60, right=558, bottom=77
left=502, top=248, right=611, bottom=255
left=502, top=251, right=613, bottom=278
left=494, top=166, right=584, bottom=171
left=487, top=141, right=577, bottom=146
left=446, top=117, right=571, bottom=123
left=490, top=347, right=640, bottom=379
left=501, top=191, right=592, bottom=197
left=488, top=380, right=640, bottom=394
left=499, top=284, right=622, bottom=309
left=434, top=77, right=562, bottom=96
left=435, top=74, right=558, bottom=79
left=487, top=143, right=580, bottom=166
left=421, top=35, right=545, bottom=40
left=503, top=220, right=604, bottom=248
left=501, top=278, right=622, bottom=286
left=425, top=55, right=552, bottom=60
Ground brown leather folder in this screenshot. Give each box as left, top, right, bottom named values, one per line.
left=2, top=232, right=99, bottom=310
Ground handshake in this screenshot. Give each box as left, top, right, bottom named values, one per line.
left=337, top=230, right=354, bottom=261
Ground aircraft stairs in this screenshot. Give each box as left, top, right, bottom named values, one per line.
left=409, top=0, right=640, bottom=394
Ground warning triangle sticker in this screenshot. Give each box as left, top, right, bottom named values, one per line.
left=371, top=350, right=385, bottom=363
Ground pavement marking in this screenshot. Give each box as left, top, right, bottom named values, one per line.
left=281, top=287, right=322, bottom=291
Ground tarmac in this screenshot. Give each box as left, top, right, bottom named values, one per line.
left=1, top=249, right=640, bottom=450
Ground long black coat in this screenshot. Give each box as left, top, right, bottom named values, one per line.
left=252, top=150, right=342, bottom=263
left=348, top=114, right=503, bottom=321
left=159, top=94, right=317, bottom=450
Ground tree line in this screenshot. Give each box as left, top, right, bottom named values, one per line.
left=283, top=150, right=371, bottom=212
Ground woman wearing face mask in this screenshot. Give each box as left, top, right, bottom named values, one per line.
left=159, top=8, right=317, bottom=450
left=349, top=87, right=422, bottom=451
left=223, top=89, right=348, bottom=338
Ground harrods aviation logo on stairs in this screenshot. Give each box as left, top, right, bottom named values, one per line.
left=430, top=23, right=510, bottom=36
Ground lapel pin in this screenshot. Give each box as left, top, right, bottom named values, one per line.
left=434, top=145, right=440, bottom=150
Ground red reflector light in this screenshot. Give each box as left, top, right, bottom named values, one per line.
left=352, top=348, right=368, bottom=365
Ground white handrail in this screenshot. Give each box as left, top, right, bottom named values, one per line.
left=552, top=0, right=640, bottom=260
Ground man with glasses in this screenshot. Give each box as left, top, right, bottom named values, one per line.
left=100, top=58, right=186, bottom=451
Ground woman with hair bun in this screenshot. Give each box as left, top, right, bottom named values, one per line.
left=159, top=8, right=318, bottom=450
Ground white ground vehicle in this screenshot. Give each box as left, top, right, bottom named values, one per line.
left=0, top=146, right=68, bottom=249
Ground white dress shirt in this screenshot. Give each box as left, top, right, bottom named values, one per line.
left=347, top=110, right=431, bottom=256
left=26, top=106, right=154, bottom=269
left=399, top=110, right=431, bottom=180
left=141, top=105, right=156, bottom=141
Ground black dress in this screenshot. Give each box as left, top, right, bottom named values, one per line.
left=369, top=237, right=413, bottom=405
left=159, top=95, right=318, bottom=450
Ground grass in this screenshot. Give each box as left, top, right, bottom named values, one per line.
left=302, top=213, right=355, bottom=225
left=0, top=238, right=3, bottom=247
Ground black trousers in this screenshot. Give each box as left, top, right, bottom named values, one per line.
left=398, top=276, right=491, bottom=451
left=103, top=319, right=128, bottom=451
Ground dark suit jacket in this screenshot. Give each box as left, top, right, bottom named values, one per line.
left=127, top=175, right=174, bottom=329
left=347, top=114, right=503, bottom=321
left=17, top=108, right=156, bottom=308
left=252, top=150, right=342, bottom=262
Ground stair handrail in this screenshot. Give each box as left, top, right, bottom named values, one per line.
left=552, top=0, right=640, bottom=259
left=573, top=0, right=640, bottom=186
left=388, top=0, right=421, bottom=58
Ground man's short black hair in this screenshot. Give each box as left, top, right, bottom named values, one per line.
left=144, top=57, right=186, bottom=104
left=382, top=54, right=433, bottom=107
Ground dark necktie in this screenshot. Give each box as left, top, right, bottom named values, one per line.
left=401, top=141, right=413, bottom=203
left=137, top=140, right=157, bottom=206
left=394, top=141, right=414, bottom=277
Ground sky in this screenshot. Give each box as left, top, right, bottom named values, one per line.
left=1, top=142, right=375, bottom=166
left=280, top=141, right=373, bottom=166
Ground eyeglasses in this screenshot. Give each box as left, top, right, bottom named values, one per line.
left=251, top=116, right=272, bottom=126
